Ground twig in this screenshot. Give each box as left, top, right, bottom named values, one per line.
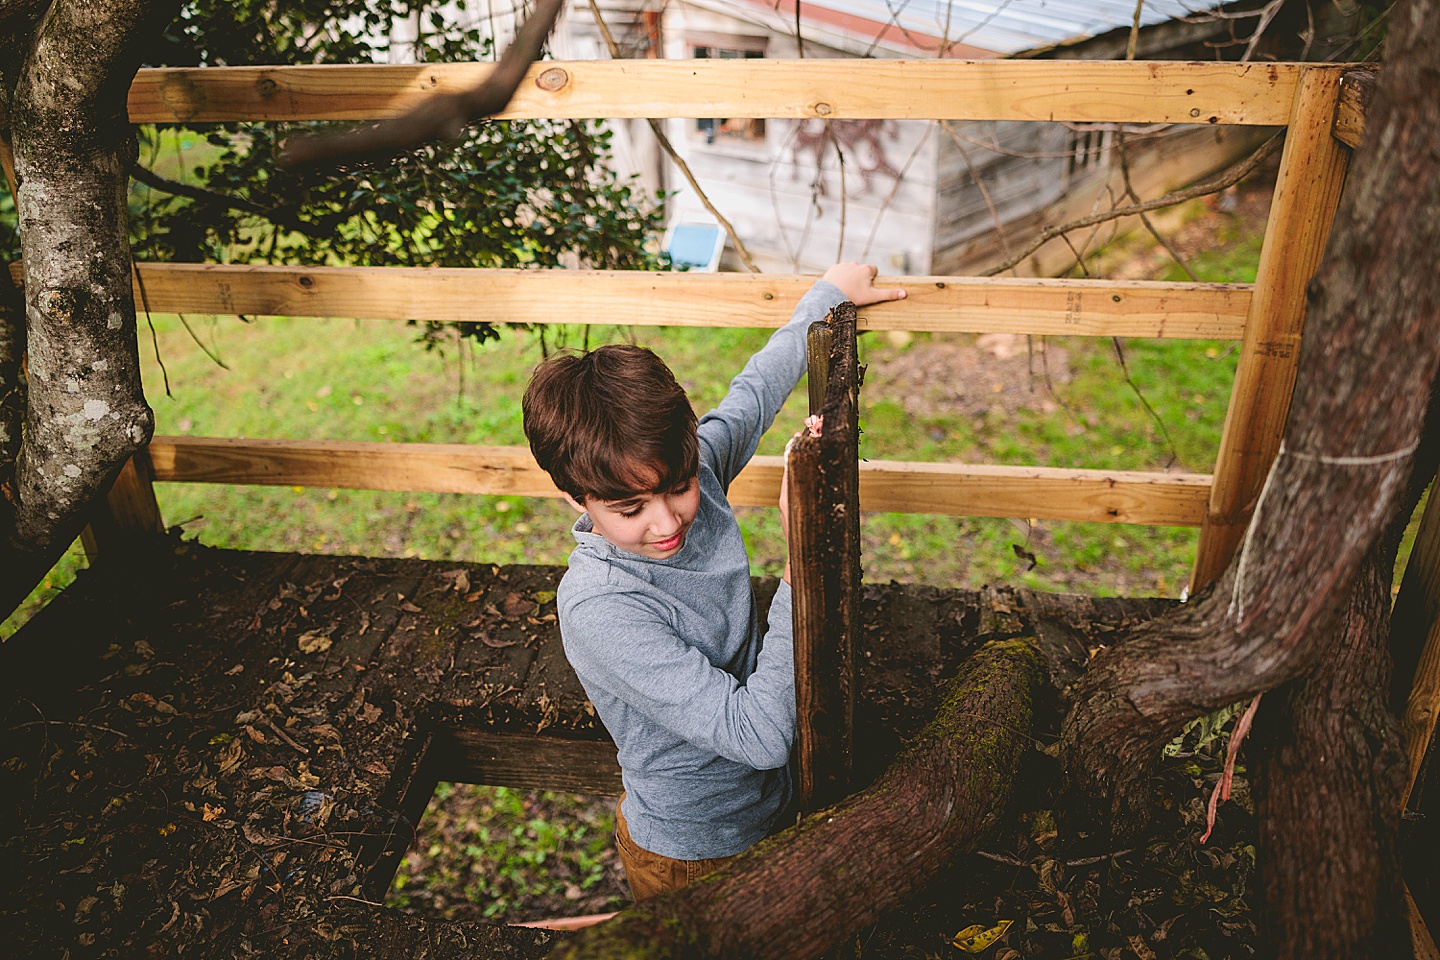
left=974, top=849, right=1028, bottom=867
left=1240, top=0, right=1286, bottom=61
left=279, top=0, right=565, bottom=168
left=983, top=133, right=1283, bottom=277
left=1126, top=0, right=1143, bottom=61
left=586, top=0, right=760, bottom=273
left=975, top=847, right=1136, bottom=868
left=133, top=262, right=173, bottom=397
left=174, top=313, right=229, bottom=370
left=1065, top=848, right=1135, bottom=866
left=861, top=124, right=931, bottom=260
left=826, top=123, right=848, bottom=262
left=264, top=717, right=310, bottom=755
left=1115, top=129, right=1198, bottom=281
left=1111, top=336, right=1179, bottom=469
left=127, top=161, right=333, bottom=240
left=938, top=121, right=1016, bottom=269
left=8, top=719, right=132, bottom=740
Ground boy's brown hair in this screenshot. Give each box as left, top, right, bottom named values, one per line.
left=523, top=344, right=698, bottom=503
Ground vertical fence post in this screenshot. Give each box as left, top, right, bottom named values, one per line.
left=81, top=450, right=166, bottom=562
left=1191, top=66, right=1351, bottom=591
left=788, top=303, right=860, bottom=812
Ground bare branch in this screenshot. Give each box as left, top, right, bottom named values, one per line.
left=1240, top=0, right=1287, bottom=61
left=127, top=161, right=334, bottom=240
left=983, top=133, right=1283, bottom=277
left=937, top=121, right=1016, bottom=268
left=1114, top=129, right=1197, bottom=281
left=278, top=0, right=565, bottom=169
left=1126, top=0, right=1143, bottom=61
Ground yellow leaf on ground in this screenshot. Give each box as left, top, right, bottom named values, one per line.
left=952, top=920, right=1013, bottom=953
left=297, top=630, right=333, bottom=654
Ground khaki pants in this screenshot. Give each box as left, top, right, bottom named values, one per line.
left=614, top=794, right=736, bottom=902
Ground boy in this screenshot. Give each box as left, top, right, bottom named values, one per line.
left=521, top=263, right=905, bottom=900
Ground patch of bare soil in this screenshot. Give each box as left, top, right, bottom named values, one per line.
left=865, top=333, right=1072, bottom=422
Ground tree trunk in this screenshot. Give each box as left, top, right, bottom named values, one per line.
left=545, top=639, right=1047, bottom=960
left=1252, top=542, right=1412, bottom=960
left=1061, top=0, right=1440, bottom=835
left=1, top=0, right=178, bottom=617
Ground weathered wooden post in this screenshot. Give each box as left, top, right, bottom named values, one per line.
left=79, top=450, right=167, bottom=561
left=788, top=302, right=860, bottom=812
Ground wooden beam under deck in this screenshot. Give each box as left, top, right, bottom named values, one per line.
left=126, top=60, right=1315, bottom=126
left=145, top=435, right=1211, bottom=527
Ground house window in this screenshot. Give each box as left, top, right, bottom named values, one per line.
left=1066, top=127, right=1111, bottom=181
left=692, top=45, right=766, bottom=145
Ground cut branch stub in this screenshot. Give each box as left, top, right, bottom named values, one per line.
left=788, top=302, right=860, bottom=813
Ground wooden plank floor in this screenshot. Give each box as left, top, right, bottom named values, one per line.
left=0, top=542, right=1172, bottom=958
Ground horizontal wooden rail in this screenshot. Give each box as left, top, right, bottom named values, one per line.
left=147, top=436, right=1211, bottom=527
left=430, top=730, right=621, bottom=795
left=109, top=264, right=1250, bottom=339
left=125, top=60, right=1317, bottom=126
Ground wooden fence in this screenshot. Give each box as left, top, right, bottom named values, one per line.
left=60, top=59, right=1365, bottom=592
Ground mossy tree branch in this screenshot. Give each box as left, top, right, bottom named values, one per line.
left=546, top=639, right=1047, bottom=960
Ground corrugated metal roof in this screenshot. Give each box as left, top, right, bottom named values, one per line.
left=726, top=0, right=1224, bottom=55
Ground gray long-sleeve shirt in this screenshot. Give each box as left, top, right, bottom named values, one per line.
left=557, top=279, right=845, bottom=860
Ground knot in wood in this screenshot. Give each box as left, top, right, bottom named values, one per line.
left=813, top=102, right=833, bottom=117
left=536, top=68, right=570, bottom=93
left=257, top=77, right=279, bottom=98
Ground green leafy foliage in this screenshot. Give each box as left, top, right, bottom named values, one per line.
left=125, top=0, right=666, bottom=347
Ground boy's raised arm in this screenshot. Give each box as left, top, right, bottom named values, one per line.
left=698, top=263, right=904, bottom=489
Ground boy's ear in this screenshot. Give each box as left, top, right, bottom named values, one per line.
left=562, top=493, right=587, bottom=514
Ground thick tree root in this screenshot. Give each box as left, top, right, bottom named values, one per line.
left=547, top=639, right=1047, bottom=960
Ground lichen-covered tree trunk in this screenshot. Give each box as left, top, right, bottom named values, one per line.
left=1061, top=0, right=1440, bottom=829
left=545, top=640, right=1046, bottom=960
left=1, top=0, right=178, bottom=617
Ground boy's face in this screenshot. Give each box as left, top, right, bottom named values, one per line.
left=567, top=473, right=701, bottom=560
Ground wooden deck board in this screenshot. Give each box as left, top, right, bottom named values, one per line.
left=1, top=545, right=1172, bottom=957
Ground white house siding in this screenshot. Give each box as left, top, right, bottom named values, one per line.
left=656, top=2, right=945, bottom=273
